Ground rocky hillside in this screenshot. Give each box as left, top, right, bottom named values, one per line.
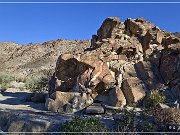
left=0, top=40, right=90, bottom=78
left=174, top=32, right=180, bottom=38
left=46, top=17, right=180, bottom=114
left=1, top=17, right=180, bottom=133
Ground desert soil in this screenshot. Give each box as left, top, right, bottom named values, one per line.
left=0, top=88, right=45, bottom=112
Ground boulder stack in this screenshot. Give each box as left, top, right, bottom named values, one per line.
left=47, top=17, right=180, bottom=113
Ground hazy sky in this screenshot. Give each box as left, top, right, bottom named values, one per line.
left=0, top=0, right=180, bottom=44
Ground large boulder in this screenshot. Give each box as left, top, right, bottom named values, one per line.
left=97, top=17, right=125, bottom=40
left=125, top=17, right=156, bottom=37
left=160, top=49, right=180, bottom=84
left=55, top=51, right=116, bottom=94
left=122, top=77, right=146, bottom=104
left=45, top=91, right=93, bottom=113
left=135, top=61, right=163, bottom=90
left=94, top=87, right=126, bottom=108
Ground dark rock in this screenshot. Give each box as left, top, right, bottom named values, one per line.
left=31, top=92, right=47, bottom=103
left=86, top=103, right=105, bottom=114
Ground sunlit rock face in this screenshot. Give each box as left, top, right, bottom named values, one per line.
left=47, top=17, right=180, bottom=113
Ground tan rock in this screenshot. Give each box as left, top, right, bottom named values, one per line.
left=46, top=91, right=93, bottom=113
left=95, top=87, right=126, bottom=108
left=45, top=98, right=57, bottom=112
left=123, top=62, right=137, bottom=77
left=135, top=61, right=152, bottom=80
left=135, top=61, right=163, bottom=90
left=142, top=30, right=151, bottom=53
left=155, top=31, right=163, bottom=44
left=97, top=17, right=123, bottom=40
left=122, top=77, right=146, bottom=104
left=55, top=51, right=116, bottom=94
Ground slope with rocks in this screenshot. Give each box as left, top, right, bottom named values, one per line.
left=47, top=17, right=180, bottom=113
left=1, top=17, right=180, bottom=133
left=173, top=32, right=180, bottom=38
left=0, top=40, right=90, bottom=78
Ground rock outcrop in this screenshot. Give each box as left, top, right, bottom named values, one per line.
left=45, top=17, right=180, bottom=113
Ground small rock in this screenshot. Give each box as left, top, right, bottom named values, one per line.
left=86, top=103, right=105, bottom=114
left=157, top=103, right=170, bottom=109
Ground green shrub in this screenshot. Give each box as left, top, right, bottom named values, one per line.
left=0, top=73, right=15, bottom=90
left=114, top=108, right=136, bottom=132
left=25, top=76, right=48, bottom=92
left=114, top=108, right=156, bottom=132
left=147, top=108, right=180, bottom=132
left=40, top=67, right=54, bottom=78
left=0, top=83, right=9, bottom=90
left=61, top=116, right=109, bottom=134
left=144, top=90, right=166, bottom=108
left=0, top=73, right=15, bottom=84
left=15, top=77, right=26, bottom=83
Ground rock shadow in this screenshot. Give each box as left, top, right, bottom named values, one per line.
left=0, top=91, right=45, bottom=111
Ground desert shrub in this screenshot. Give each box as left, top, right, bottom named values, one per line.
left=0, top=83, right=10, bottom=91
left=147, top=108, right=180, bottom=132
left=0, top=73, right=15, bottom=84
left=114, top=108, right=156, bottom=132
left=114, top=108, right=136, bottom=132
left=61, top=116, right=109, bottom=134
left=15, top=77, right=26, bottom=83
left=25, top=76, right=48, bottom=92
left=0, top=73, right=15, bottom=90
left=40, top=67, right=54, bottom=78
left=144, top=90, right=165, bottom=108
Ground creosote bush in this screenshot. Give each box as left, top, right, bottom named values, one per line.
left=0, top=73, right=15, bottom=90
left=114, top=108, right=136, bottom=132
left=0, top=83, right=11, bottom=91
left=144, top=90, right=166, bottom=108
left=147, top=108, right=180, bottom=132
left=0, top=73, right=15, bottom=84
left=60, top=116, right=109, bottom=134
left=15, top=77, right=26, bottom=83
left=114, top=108, right=156, bottom=132
left=25, top=76, right=48, bottom=92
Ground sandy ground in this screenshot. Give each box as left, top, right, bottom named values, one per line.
left=0, top=88, right=46, bottom=112
left=0, top=89, right=114, bottom=132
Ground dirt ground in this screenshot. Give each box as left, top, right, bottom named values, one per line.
left=0, top=88, right=46, bottom=112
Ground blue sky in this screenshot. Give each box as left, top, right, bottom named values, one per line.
left=0, top=1, right=180, bottom=44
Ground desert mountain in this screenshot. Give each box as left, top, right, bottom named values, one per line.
left=173, top=32, right=180, bottom=38
left=0, top=40, right=90, bottom=78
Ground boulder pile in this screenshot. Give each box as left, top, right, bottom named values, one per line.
left=46, top=17, right=180, bottom=113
